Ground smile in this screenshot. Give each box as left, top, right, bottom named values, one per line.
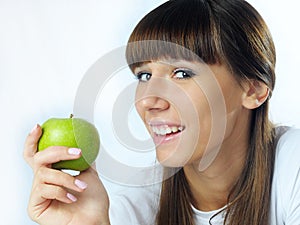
left=151, top=125, right=184, bottom=136
left=148, top=123, right=185, bottom=146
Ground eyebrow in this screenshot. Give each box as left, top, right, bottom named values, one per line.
left=132, top=59, right=203, bottom=74
left=131, top=58, right=186, bottom=67
left=132, top=63, right=149, bottom=74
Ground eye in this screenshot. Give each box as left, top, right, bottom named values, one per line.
left=173, top=69, right=195, bottom=80
left=136, top=72, right=152, bottom=82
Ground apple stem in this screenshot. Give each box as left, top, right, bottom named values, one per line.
left=70, top=114, right=74, bottom=118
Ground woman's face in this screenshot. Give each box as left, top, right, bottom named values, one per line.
left=133, top=59, right=247, bottom=168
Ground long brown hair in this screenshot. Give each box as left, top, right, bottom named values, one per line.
left=126, top=0, right=276, bottom=224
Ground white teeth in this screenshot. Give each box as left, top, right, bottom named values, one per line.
left=171, top=126, right=178, bottom=133
left=164, top=127, right=171, bottom=135
left=151, top=125, right=184, bottom=136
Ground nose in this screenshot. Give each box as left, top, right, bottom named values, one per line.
left=137, top=95, right=169, bottom=112
left=135, top=77, right=170, bottom=113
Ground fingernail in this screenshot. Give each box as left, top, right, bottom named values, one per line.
left=30, top=124, right=38, bottom=134
left=67, top=193, right=77, bottom=202
left=68, top=148, right=81, bottom=155
left=75, top=179, right=88, bottom=190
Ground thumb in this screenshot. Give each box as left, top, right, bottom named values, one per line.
left=23, top=124, right=42, bottom=168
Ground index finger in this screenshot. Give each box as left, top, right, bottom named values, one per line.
left=23, top=124, right=42, bottom=168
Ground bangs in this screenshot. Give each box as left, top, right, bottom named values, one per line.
left=126, top=0, right=223, bottom=71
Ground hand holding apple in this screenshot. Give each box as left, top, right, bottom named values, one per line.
left=24, top=122, right=110, bottom=225
left=38, top=114, right=100, bottom=171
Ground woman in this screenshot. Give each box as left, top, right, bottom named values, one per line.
left=24, top=0, right=300, bottom=224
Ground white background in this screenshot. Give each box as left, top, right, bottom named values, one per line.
left=0, top=0, right=299, bottom=224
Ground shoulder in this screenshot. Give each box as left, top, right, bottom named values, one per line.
left=275, top=127, right=300, bottom=163
left=274, top=127, right=300, bottom=192
left=271, top=127, right=300, bottom=223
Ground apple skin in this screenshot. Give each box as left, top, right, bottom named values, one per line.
left=38, top=116, right=100, bottom=171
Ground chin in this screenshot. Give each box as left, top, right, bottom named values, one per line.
left=156, top=149, right=191, bottom=168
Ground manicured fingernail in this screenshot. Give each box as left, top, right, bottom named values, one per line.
left=68, top=148, right=81, bottom=155
left=67, top=193, right=77, bottom=202
left=75, top=179, right=88, bottom=189
left=30, top=124, right=38, bottom=134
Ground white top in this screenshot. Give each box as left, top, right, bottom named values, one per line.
left=109, top=127, right=300, bottom=225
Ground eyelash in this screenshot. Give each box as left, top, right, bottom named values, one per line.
left=135, top=69, right=195, bottom=82
left=173, top=69, right=196, bottom=80
left=136, top=72, right=152, bottom=82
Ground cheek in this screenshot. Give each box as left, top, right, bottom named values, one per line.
left=190, top=98, right=212, bottom=159
left=183, top=85, right=229, bottom=165
left=187, top=87, right=212, bottom=131
left=170, top=90, right=213, bottom=164
left=134, top=86, right=145, bottom=118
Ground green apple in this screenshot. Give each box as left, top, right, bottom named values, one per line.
left=38, top=114, right=100, bottom=171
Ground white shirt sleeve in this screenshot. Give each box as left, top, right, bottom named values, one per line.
left=108, top=185, right=160, bottom=225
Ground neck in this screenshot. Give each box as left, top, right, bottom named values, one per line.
left=183, top=110, right=251, bottom=212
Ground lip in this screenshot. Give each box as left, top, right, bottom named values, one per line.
left=147, top=119, right=184, bottom=127
left=147, top=120, right=185, bottom=146
left=152, top=130, right=183, bottom=146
